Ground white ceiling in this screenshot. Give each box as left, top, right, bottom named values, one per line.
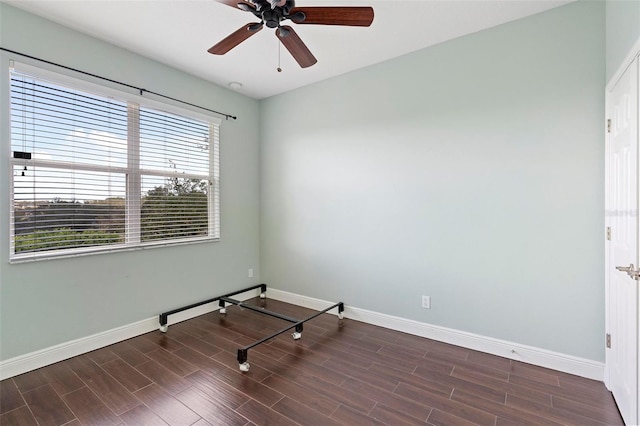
left=4, top=0, right=572, bottom=99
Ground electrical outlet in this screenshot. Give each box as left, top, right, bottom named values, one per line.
left=421, top=295, right=431, bottom=309
left=248, top=268, right=254, bottom=278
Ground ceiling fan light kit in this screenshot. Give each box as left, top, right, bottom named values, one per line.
left=209, top=0, right=374, bottom=68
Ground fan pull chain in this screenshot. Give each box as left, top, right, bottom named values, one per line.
left=277, top=40, right=282, bottom=72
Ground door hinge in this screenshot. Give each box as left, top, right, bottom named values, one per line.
left=606, top=227, right=611, bottom=241
left=607, top=119, right=612, bottom=133
left=606, top=333, right=611, bottom=348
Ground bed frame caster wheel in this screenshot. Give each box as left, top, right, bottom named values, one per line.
left=259, top=292, right=266, bottom=299
left=239, top=362, right=250, bottom=372
left=292, top=332, right=302, bottom=340
left=219, top=308, right=226, bottom=315
left=159, top=325, right=168, bottom=333
left=338, top=313, right=344, bottom=320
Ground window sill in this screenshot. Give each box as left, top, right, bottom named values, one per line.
left=9, top=236, right=220, bottom=264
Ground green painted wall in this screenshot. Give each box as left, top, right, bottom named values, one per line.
left=606, top=0, right=640, bottom=81
left=0, top=3, right=261, bottom=360
left=260, top=1, right=606, bottom=361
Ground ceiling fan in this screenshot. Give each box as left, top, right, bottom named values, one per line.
left=209, top=0, right=374, bottom=68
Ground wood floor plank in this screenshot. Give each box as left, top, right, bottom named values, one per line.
left=322, top=357, right=399, bottom=391
left=466, top=350, right=512, bottom=372
left=376, top=344, right=429, bottom=365
left=213, top=367, right=284, bottom=407
left=108, top=341, right=152, bottom=367
left=174, top=385, right=248, bottom=426
left=185, top=370, right=250, bottom=410
left=394, top=333, right=437, bottom=353
left=66, top=355, right=107, bottom=381
left=22, top=384, right=76, bottom=426
left=330, top=403, right=386, bottom=425
left=0, top=378, right=25, bottom=414
left=167, top=330, right=223, bottom=357
left=12, top=369, right=49, bottom=393
left=87, top=347, right=121, bottom=365
left=0, top=405, right=38, bottom=426
left=427, top=408, right=481, bottom=426
left=135, top=360, right=192, bottom=396
left=450, top=387, right=562, bottom=426
left=172, top=346, right=228, bottom=374
left=272, top=396, right=342, bottom=426
left=261, top=373, right=339, bottom=414
left=143, top=332, right=187, bottom=353
left=394, top=382, right=496, bottom=426
left=211, top=350, right=273, bottom=383
left=133, top=384, right=201, bottom=426
left=267, top=338, right=332, bottom=365
left=510, top=361, right=560, bottom=386
left=191, top=419, right=213, bottom=426
left=119, top=404, right=170, bottom=425
left=370, top=362, right=454, bottom=399
left=509, top=373, right=608, bottom=407
left=412, top=364, right=507, bottom=405
left=370, top=403, right=431, bottom=425
left=341, top=377, right=433, bottom=423
left=235, top=399, right=298, bottom=426
left=39, top=362, right=84, bottom=396
left=299, top=339, right=376, bottom=370
left=551, top=394, right=625, bottom=425
left=506, top=394, right=607, bottom=426
left=62, top=386, right=121, bottom=425
left=295, top=372, right=376, bottom=413
left=412, top=356, right=455, bottom=376
left=279, top=353, right=347, bottom=385
left=102, top=358, right=153, bottom=392
left=555, top=374, right=618, bottom=406
left=127, top=333, right=168, bottom=353
left=145, top=348, right=199, bottom=377
left=451, top=361, right=510, bottom=382
left=80, top=372, right=141, bottom=416
left=426, top=340, right=470, bottom=361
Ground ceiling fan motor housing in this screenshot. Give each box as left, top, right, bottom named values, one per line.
left=249, top=0, right=296, bottom=27
left=262, top=9, right=281, bottom=28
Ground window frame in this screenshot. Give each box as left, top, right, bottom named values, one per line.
left=8, top=61, right=221, bottom=263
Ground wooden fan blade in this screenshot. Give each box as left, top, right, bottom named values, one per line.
left=290, top=6, right=374, bottom=27
left=277, top=26, right=317, bottom=68
left=208, top=23, right=263, bottom=55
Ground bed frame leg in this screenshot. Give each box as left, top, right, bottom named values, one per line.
left=238, top=349, right=250, bottom=372
left=159, top=313, right=169, bottom=332
left=338, top=302, right=344, bottom=320
left=292, top=323, right=303, bottom=340
left=259, top=283, right=267, bottom=299
left=219, top=300, right=227, bottom=315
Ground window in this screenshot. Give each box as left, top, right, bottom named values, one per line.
left=9, top=63, right=220, bottom=261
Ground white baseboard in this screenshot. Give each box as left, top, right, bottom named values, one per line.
left=1, top=287, right=603, bottom=381
left=0, top=288, right=261, bottom=380
left=266, top=288, right=604, bottom=381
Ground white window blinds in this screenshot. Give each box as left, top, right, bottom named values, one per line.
left=9, top=64, right=220, bottom=261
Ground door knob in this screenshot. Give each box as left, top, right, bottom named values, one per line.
left=616, top=263, right=635, bottom=272
left=616, top=264, right=640, bottom=280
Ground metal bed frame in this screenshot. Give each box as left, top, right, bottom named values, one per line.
left=158, top=284, right=344, bottom=372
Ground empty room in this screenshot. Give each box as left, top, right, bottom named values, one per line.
left=0, top=0, right=639, bottom=424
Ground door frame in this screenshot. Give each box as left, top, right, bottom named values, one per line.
left=604, top=36, right=640, bottom=420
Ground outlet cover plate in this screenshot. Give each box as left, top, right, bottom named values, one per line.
left=422, top=295, right=431, bottom=309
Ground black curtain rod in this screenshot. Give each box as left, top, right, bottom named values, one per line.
left=0, top=47, right=237, bottom=120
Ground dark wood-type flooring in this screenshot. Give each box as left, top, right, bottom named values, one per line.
left=0, top=298, right=624, bottom=425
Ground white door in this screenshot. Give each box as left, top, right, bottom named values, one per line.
left=606, top=54, right=639, bottom=426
